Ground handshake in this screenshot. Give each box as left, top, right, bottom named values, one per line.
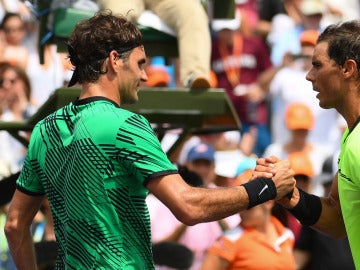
left=242, top=156, right=299, bottom=209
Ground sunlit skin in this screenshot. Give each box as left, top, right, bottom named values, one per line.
left=306, top=42, right=346, bottom=111
left=236, top=173, right=274, bottom=232
left=200, top=171, right=288, bottom=270
left=2, top=69, right=22, bottom=99
left=217, top=29, right=235, bottom=47
left=254, top=23, right=360, bottom=248
left=0, top=68, right=29, bottom=119
left=254, top=41, right=356, bottom=240
left=79, top=46, right=148, bottom=106
left=259, top=41, right=353, bottom=235
left=2, top=16, right=25, bottom=46
left=118, top=46, right=147, bottom=105
left=0, top=15, right=28, bottom=69
left=240, top=201, right=274, bottom=232
left=4, top=13, right=299, bottom=270
left=306, top=41, right=360, bottom=130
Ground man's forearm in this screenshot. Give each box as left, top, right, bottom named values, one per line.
left=5, top=191, right=45, bottom=269
left=288, top=188, right=322, bottom=226
left=312, top=196, right=346, bottom=239
left=7, top=230, right=37, bottom=270
left=278, top=187, right=346, bottom=239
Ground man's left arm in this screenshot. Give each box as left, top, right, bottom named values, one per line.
left=254, top=157, right=346, bottom=239
left=5, top=190, right=45, bottom=270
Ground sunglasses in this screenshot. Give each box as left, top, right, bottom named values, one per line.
left=0, top=78, right=19, bottom=88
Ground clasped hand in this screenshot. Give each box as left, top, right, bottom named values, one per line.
left=252, top=156, right=296, bottom=201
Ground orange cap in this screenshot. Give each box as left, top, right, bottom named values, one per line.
left=288, top=151, right=315, bottom=178
left=300, top=30, right=319, bottom=47
left=145, top=66, right=170, bottom=87
left=285, top=102, right=314, bottom=130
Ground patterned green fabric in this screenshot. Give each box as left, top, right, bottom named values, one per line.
left=17, top=97, right=177, bottom=269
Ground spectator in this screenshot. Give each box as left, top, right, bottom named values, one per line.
left=4, top=11, right=296, bottom=269
left=20, top=5, right=70, bottom=107
left=211, top=15, right=274, bottom=156
left=200, top=169, right=295, bottom=270
left=0, top=62, right=35, bottom=120
left=98, top=0, right=212, bottom=88
left=0, top=62, right=36, bottom=173
left=263, top=102, right=332, bottom=177
left=256, top=0, right=299, bottom=41
left=185, top=142, right=216, bottom=187
left=255, top=20, right=360, bottom=269
left=148, top=142, right=239, bottom=270
left=267, top=29, right=342, bottom=150
left=270, top=0, right=325, bottom=66
left=143, top=64, right=171, bottom=88
left=321, top=0, right=360, bottom=28
left=26, top=43, right=69, bottom=108
left=214, top=148, right=248, bottom=188
left=0, top=12, right=29, bottom=69
left=286, top=151, right=316, bottom=243
left=235, top=0, right=259, bottom=37
left=176, top=127, right=248, bottom=166
left=0, top=0, right=31, bottom=26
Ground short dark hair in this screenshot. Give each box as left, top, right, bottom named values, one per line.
left=0, top=61, right=31, bottom=100
left=67, top=10, right=143, bottom=86
left=0, top=12, right=24, bottom=30
left=318, top=20, right=360, bottom=73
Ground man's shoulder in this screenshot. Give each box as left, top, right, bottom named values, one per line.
left=344, top=124, right=360, bottom=150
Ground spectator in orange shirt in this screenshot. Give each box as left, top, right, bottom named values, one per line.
left=200, top=169, right=295, bottom=270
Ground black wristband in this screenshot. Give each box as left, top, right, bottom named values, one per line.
left=242, top=177, right=277, bottom=209
left=288, top=188, right=322, bottom=226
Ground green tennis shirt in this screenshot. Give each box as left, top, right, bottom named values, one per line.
left=338, top=121, right=360, bottom=269
left=16, top=97, right=178, bottom=269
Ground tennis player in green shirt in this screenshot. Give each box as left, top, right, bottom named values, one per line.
left=256, top=20, right=360, bottom=269
left=4, top=10, right=295, bottom=270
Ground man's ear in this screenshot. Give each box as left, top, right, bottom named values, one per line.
left=109, top=50, right=121, bottom=71
left=342, top=59, right=358, bottom=79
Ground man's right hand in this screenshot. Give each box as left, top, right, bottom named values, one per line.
left=253, top=157, right=296, bottom=200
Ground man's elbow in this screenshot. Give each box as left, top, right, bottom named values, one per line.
left=4, top=218, right=20, bottom=242
left=172, top=206, right=202, bottom=226
left=176, top=213, right=198, bottom=226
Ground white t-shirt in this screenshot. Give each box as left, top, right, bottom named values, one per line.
left=0, top=110, right=27, bottom=173
left=26, top=45, right=66, bottom=107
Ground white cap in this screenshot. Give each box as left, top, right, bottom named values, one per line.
left=215, top=150, right=245, bottom=178
left=301, top=0, right=326, bottom=16
left=211, top=10, right=241, bottom=32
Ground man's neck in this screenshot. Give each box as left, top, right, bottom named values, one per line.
left=79, top=81, right=120, bottom=106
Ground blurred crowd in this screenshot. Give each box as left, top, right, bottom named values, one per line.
left=0, top=0, right=359, bottom=269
